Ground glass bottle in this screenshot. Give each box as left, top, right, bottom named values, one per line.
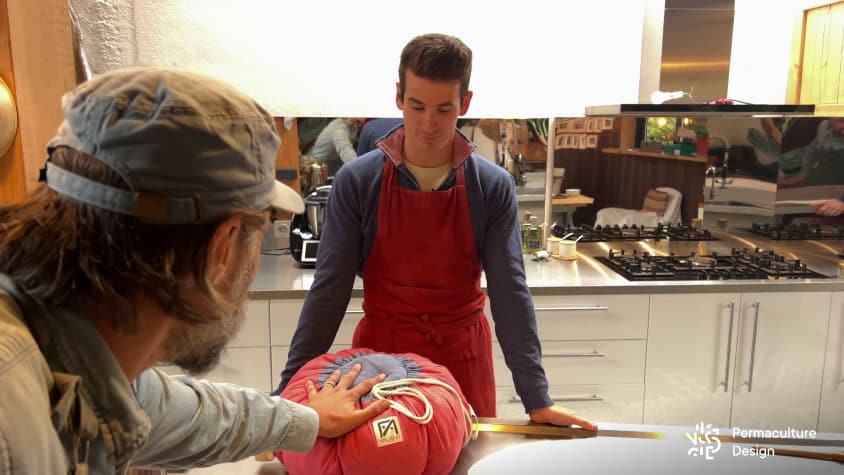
left=527, top=216, right=542, bottom=253
left=521, top=212, right=533, bottom=253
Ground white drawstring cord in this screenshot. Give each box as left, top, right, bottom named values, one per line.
left=371, top=378, right=479, bottom=446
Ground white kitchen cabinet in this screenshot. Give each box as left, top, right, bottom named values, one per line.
left=490, top=294, right=648, bottom=422
left=157, top=347, right=273, bottom=393
left=269, top=298, right=363, bottom=386
left=228, top=299, right=270, bottom=348
left=528, top=294, right=649, bottom=341
left=816, top=291, right=843, bottom=433
left=729, top=292, right=830, bottom=430
left=269, top=297, right=363, bottom=347
left=493, top=340, right=646, bottom=386
left=645, top=291, right=831, bottom=431
left=156, top=299, right=273, bottom=391
left=645, top=293, right=741, bottom=427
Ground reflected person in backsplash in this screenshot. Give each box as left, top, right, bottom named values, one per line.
left=812, top=196, right=844, bottom=216
left=309, top=117, right=366, bottom=176
left=356, top=117, right=403, bottom=155
left=798, top=117, right=844, bottom=187
left=277, top=33, right=597, bottom=431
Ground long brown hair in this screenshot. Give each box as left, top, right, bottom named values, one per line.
left=0, top=147, right=267, bottom=331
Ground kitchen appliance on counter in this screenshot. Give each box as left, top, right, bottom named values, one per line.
left=290, top=184, right=331, bottom=266
left=551, top=223, right=717, bottom=242
left=595, top=247, right=829, bottom=281
left=749, top=222, right=844, bottom=240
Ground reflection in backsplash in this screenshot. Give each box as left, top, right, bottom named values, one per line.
left=553, top=116, right=844, bottom=231
left=296, top=117, right=551, bottom=219
left=292, top=116, right=844, bottom=233
left=705, top=116, right=844, bottom=229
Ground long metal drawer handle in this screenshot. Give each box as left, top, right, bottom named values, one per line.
left=722, top=301, right=736, bottom=393
left=535, top=306, right=609, bottom=312
left=510, top=395, right=604, bottom=403
left=744, top=301, right=760, bottom=392
left=542, top=350, right=606, bottom=358
left=345, top=309, right=364, bottom=314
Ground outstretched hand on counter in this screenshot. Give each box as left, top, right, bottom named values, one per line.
left=304, top=363, right=391, bottom=438
left=811, top=199, right=844, bottom=216
left=529, top=405, right=599, bottom=432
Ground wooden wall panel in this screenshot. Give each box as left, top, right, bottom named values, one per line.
left=0, top=0, right=25, bottom=205
left=273, top=117, right=302, bottom=220
left=793, top=2, right=844, bottom=106
left=5, top=0, right=76, bottom=194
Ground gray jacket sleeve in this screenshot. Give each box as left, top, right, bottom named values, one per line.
left=131, top=368, right=318, bottom=468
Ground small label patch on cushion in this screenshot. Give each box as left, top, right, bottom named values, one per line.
left=373, top=416, right=403, bottom=447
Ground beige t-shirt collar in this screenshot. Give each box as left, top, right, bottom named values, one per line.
left=403, top=160, right=453, bottom=191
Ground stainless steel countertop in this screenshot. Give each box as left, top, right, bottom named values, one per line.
left=249, top=228, right=844, bottom=299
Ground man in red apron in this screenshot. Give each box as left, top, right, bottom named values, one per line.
left=279, top=34, right=597, bottom=431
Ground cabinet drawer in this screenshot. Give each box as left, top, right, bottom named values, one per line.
left=158, top=347, right=273, bottom=393
left=531, top=295, right=648, bottom=340
left=496, top=384, right=644, bottom=424
left=228, top=300, right=270, bottom=348
left=493, top=340, right=645, bottom=386
left=269, top=298, right=363, bottom=346
left=486, top=294, right=648, bottom=341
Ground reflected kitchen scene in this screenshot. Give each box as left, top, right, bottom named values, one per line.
left=285, top=117, right=553, bottom=267
left=277, top=115, right=844, bottom=279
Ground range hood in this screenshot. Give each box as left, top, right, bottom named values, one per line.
left=585, top=1, right=816, bottom=118
left=585, top=103, right=816, bottom=117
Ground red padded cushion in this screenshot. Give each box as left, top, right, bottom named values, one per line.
left=274, top=348, right=473, bottom=475
left=642, top=189, right=669, bottom=216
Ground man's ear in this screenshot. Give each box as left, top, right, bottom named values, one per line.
left=206, top=216, right=243, bottom=287
left=459, top=90, right=473, bottom=116
left=395, top=82, right=404, bottom=110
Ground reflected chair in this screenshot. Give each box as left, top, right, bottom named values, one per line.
left=594, top=187, right=683, bottom=227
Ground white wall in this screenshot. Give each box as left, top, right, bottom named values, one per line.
left=70, top=0, right=647, bottom=118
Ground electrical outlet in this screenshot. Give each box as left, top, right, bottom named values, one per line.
left=273, top=219, right=291, bottom=238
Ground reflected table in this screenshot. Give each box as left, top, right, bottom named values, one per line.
left=551, top=194, right=594, bottom=225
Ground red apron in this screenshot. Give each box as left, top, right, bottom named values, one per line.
left=353, top=158, right=496, bottom=416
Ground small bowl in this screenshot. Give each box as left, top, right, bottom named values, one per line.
left=565, top=188, right=581, bottom=196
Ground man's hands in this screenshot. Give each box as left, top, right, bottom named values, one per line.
left=811, top=199, right=844, bottom=216
left=528, top=405, right=598, bottom=432
left=304, top=363, right=391, bottom=438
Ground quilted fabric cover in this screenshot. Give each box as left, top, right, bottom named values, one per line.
left=274, top=348, right=473, bottom=475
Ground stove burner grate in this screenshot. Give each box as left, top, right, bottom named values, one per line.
left=596, top=247, right=829, bottom=281
left=749, top=223, right=844, bottom=240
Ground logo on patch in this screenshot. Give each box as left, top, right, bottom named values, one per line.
left=373, top=416, right=403, bottom=447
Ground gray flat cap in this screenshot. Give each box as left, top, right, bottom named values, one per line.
left=45, top=67, right=304, bottom=223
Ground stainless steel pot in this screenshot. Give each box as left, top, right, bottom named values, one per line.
left=303, top=184, right=331, bottom=237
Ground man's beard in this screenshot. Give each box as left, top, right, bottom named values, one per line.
left=162, top=250, right=255, bottom=375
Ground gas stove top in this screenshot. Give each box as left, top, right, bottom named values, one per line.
left=596, top=248, right=829, bottom=281
left=749, top=223, right=844, bottom=240
left=551, top=223, right=717, bottom=242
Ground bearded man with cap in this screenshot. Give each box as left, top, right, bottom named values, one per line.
left=0, top=68, right=389, bottom=474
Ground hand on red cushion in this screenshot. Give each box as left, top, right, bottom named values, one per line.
left=529, top=405, right=598, bottom=432
left=304, top=363, right=392, bottom=438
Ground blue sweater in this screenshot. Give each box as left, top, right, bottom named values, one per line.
left=279, top=130, right=552, bottom=412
